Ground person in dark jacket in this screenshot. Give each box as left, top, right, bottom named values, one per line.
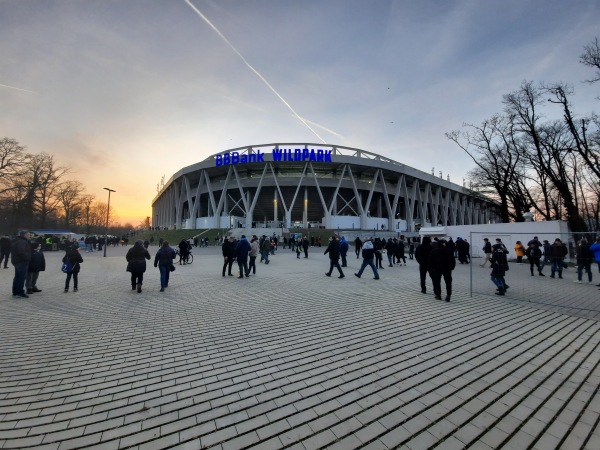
left=575, top=238, right=593, bottom=284
left=126, top=240, right=151, bottom=293
left=154, top=241, right=176, bottom=292
left=222, top=236, right=236, bottom=276
left=11, top=230, right=32, bottom=298
left=374, top=237, right=384, bottom=269
left=234, top=235, right=251, bottom=278
left=385, top=238, right=397, bottom=267
left=549, top=238, right=568, bottom=279
left=0, top=234, right=11, bottom=269
left=302, top=237, right=309, bottom=258
left=428, top=239, right=456, bottom=301
left=324, top=235, right=344, bottom=278
left=491, top=243, right=509, bottom=295
left=456, top=238, right=469, bottom=264
left=26, top=242, right=45, bottom=294
left=339, top=236, right=349, bottom=267
left=354, top=236, right=362, bottom=259
left=178, top=239, right=191, bottom=265
left=354, top=238, right=379, bottom=279
left=525, top=241, right=543, bottom=276
left=480, top=238, right=493, bottom=267
left=63, top=242, right=84, bottom=293
left=415, top=237, right=433, bottom=294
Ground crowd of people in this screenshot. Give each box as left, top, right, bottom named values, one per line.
left=5, top=229, right=600, bottom=300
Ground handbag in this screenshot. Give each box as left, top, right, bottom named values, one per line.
left=61, top=260, right=73, bottom=273
left=170, top=264, right=176, bottom=272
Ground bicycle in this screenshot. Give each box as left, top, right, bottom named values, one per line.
left=175, top=250, right=194, bottom=265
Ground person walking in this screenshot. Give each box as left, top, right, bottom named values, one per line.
left=11, top=230, right=31, bottom=298
left=260, top=236, right=271, bottom=264
left=428, top=239, right=455, bottom=302
left=248, top=235, right=259, bottom=275
left=234, top=235, right=251, bottom=278
left=222, top=236, right=236, bottom=276
left=339, top=236, right=349, bottom=267
left=575, top=238, right=593, bottom=284
left=415, top=237, right=433, bottom=294
left=525, top=241, right=544, bottom=276
left=354, top=236, right=362, bottom=259
left=324, top=235, right=345, bottom=278
left=480, top=238, right=493, bottom=267
left=491, top=242, right=509, bottom=295
left=63, top=242, right=83, bottom=293
left=354, top=238, right=379, bottom=279
left=549, top=238, right=568, bottom=279
left=386, top=238, right=396, bottom=267
left=26, top=242, right=45, bottom=294
left=154, top=241, right=176, bottom=292
left=178, top=238, right=191, bottom=265
left=126, top=240, right=151, bottom=293
left=539, top=240, right=551, bottom=274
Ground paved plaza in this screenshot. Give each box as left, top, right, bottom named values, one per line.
left=1, top=244, right=599, bottom=449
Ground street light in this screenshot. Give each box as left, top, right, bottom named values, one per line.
left=103, top=188, right=116, bottom=257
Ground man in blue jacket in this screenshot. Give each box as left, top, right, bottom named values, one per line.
left=234, top=235, right=252, bottom=279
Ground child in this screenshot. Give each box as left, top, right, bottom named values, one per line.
left=26, top=242, right=45, bottom=294
left=63, top=242, right=83, bottom=293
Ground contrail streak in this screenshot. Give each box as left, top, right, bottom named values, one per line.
left=184, top=0, right=327, bottom=144
left=0, top=83, right=36, bottom=93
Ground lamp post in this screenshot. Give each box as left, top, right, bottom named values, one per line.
left=103, top=188, right=115, bottom=257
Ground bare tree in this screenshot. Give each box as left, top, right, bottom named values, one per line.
left=0, top=138, right=28, bottom=195
left=57, top=180, right=87, bottom=228
left=446, top=115, right=524, bottom=222
left=580, top=37, right=600, bottom=84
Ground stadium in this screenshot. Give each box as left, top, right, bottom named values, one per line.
left=151, top=143, right=499, bottom=232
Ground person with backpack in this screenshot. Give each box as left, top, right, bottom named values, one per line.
left=63, top=242, right=83, bottom=293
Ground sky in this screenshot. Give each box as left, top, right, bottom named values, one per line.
left=1, top=0, right=599, bottom=226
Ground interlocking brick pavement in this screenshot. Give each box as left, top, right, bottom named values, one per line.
left=0, top=244, right=599, bottom=449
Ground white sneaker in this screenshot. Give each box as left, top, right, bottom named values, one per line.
left=574, top=280, right=582, bottom=284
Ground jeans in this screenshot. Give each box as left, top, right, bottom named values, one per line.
left=26, top=271, right=39, bottom=290
left=431, top=270, right=452, bottom=298
left=327, top=258, right=344, bottom=276
left=12, top=261, right=28, bottom=295
left=577, top=262, right=592, bottom=282
left=261, top=251, right=269, bottom=264
left=65, top=272, right=79, bottom=290
left=491, top=275, right=506, bottom=290
left=387, top=253, right=394, bottom=266
left=237, top=260, right=249, bottom=277
left=551, top=259, right=563, bottom=276
left=130, top=272, right=144, bottom=286
left=248, top=256, right=256, bottom=274
left=159, top=265, right=170, bottom=288
left=341, top=253, right=347, bottom=267
left=222, top=257, right=234, bottom=275
left=356, top=258, right=379, bottom=279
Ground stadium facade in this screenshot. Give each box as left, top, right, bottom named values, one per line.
left=151, top=143, right=499, bottom=232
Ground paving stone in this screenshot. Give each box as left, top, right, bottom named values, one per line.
left=1, top=247, right=599, bottom=450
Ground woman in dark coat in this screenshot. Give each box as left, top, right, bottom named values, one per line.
left=154, top=241, right=176, bottom=292
left=63, top=242, right=83, bottom=293
left=126, top=240, right=151, bottom=293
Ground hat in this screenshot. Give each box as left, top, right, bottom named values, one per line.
left=483, top=238, right=488, bottom=241
left=496, top=238, right=502, bottom=242
left=18, top=230, right=29, bottom=236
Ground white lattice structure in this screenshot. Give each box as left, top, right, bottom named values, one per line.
left=152, top=143, right=500, bottom=231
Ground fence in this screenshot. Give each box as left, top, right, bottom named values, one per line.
left=467, top=231, right=600, bottom=320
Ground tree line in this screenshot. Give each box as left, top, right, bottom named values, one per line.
left=0, top=139, right=135, bottom=235
left=447, top=37, right=600, bottom=232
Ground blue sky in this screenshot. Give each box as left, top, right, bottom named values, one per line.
left=1, top=0, right=598, bottom=224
